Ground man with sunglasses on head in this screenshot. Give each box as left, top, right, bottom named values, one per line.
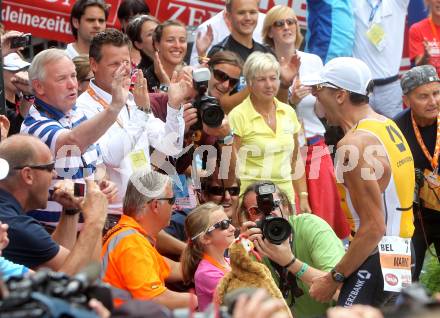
left=241, top=181, right=344, bottom=318
left=305, top=57, right=415, bottom=307
left=101, top=170, right=197, bottom=309
left=0, top=135, right=109, bottom=275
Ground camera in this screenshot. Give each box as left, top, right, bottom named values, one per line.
left=10, top=33, right=32, bottom=49
left=192, top=68, right=224, bottom=130
left=254, top=182, right=291, bottom=245
left=0, top=263, right=112, bottom=318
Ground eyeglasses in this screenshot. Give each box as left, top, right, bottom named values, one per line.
left=207, top=186, right=240, bottom=196
left=155, top=196, right=176, bottom=205
left=14, top=161, right=55, bottom=173
left=206, top=219, right=232, bottom=234
left=191, top=218, right=232, bottom=241
left=313, top=82, right=340, bottom=91
left=273, top=18, right=297, bottom=28
left=212, top=69, right=240, bottom=89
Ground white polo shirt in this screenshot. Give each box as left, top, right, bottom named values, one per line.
left=352, top=0, right=410, bottom=79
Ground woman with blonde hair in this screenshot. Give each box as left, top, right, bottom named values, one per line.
left=180, top=202, right=235, bottom=311
left=261, top=6, right=349, bottom=238
left=228, top=51, right=310, bottom=212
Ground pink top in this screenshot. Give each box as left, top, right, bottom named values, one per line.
left=194, top=258, right=230, bottom=311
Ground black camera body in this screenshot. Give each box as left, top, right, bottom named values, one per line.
left=10, top=33, right=32, bottom=49
left=192, top=68, right=224, bottom=130
left=255, top=182, right=291, bottom=245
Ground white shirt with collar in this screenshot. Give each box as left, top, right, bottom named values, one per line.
left=76, top=80, right=185, bottom=214
left=352, top=0, right=410, bottom=79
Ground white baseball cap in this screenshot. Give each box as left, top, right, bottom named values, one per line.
left=302, top=57, right=372, bottom=96
left=0, top=158, right=9, bottom=180
left=3, top=53, right=30, bottom=72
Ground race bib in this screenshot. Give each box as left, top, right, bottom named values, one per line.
left=378, top=236, right=412, bottom=292
left=366, top=23, right=386, bottom=52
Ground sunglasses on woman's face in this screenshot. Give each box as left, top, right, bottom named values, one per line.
left=212, top=69, right=240, bottom=89
left=206, top=219, right=232, bottom=234
left=273, top=18, right=297, bottom=28
left=207, top=186, right=240, bottom=196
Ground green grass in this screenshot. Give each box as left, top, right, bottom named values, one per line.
left=420, top=247, right=440, bottom=294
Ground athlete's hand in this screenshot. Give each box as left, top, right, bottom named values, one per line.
left=309, top=272, right=340, bottom=303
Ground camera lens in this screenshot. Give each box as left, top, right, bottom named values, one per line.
left=263, top=217, right=291, bottom=245
left=201, top=104, right=224, bottom=127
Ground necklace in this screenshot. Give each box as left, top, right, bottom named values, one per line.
left=257, top=103, right=276, bottom=126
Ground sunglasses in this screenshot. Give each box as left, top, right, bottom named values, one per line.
left=207, top=186, right=240, bottom=196
left=14, top=161, right=55, bottom=173
left=273, top=18, right=297, bottom=28
left=156, top=196, right=176, bottom=205
left=212, top=69, right=240, bottom=89
left=313, top=82, right=340, bottom=91
left=206, top=219, right=232, bottom=234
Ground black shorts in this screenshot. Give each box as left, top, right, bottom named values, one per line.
left=337, top=252, right=387, bottom=307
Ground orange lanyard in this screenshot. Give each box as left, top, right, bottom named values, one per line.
left=202, top=254, right=230, bottom=274
left=411, top=111, right=440, bottom=170
left=430, top=17, right=439, bottom=42
left=87, top=87, right=124, bottom=128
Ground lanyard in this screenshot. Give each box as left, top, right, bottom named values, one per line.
left=429, top=17, right=439, bottom=42
left=87, top=87, right=124, bottom=128
left=202, top=254, right=230, bottom=274
left=411, top=111, right=440, bottom=170
left=367, top=0, right=382, bottom=24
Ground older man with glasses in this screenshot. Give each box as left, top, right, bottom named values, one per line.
left=0, top=135, right=108, bottom=275
left=100, top=170, right=197, bottom=309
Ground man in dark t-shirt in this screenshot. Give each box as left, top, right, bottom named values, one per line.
left=394, top=65, right=440, bottom=281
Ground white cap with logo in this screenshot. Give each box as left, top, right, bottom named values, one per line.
left=302, top=57, right=373, bottom=96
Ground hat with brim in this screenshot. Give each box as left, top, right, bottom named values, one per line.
left=302, top=57, right=373, bottom=96
left=3, top=53, right=30, bottom=72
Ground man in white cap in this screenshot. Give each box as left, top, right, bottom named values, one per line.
left=3, top=53, right=33, bottom=136
left=306, top=57, right=415, bottom=307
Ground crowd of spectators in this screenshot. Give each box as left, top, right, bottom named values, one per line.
left=1, top=0, right=440, bottom=318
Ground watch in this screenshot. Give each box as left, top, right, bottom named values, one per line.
left=330, top=268, right=345, bottom=283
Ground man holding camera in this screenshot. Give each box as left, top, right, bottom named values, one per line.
left=0, top=135, right=108, bottom=275
left=242, top=181, right=345, bottom=318
left=394, top=65, right=440, bottom=281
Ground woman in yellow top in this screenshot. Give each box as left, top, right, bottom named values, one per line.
left=228, top=52, right=310, bottom=212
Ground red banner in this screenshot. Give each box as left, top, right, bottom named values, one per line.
left=1, top=0, right=121, bottom=43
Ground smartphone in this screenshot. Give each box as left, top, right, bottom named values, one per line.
left=74, top=183, right=85, bottom=197
left=10, top=33, right=32, bottom=49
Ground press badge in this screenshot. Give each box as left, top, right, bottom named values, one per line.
left=366, top=23, right=386, bottom=52
left=378, top=236, right=412, bottom=292
left=129, top=150, right=149, bottom=171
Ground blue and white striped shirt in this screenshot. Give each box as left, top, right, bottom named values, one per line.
left=21, top=98, right=102, bottom=225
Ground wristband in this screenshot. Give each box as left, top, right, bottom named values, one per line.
left=217, top=129, right=234, bottom=145
left=295, top=262, right=309, bottom=279
left=283, top=256, right=296, bottom=269
left=299, top=192, right=308, bottom=197
left=64, top=208, right=81, bottom=215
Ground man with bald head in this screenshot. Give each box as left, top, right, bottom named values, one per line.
left=0, top=135, right=108, bottom=275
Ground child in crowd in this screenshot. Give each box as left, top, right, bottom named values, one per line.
left=181, top=203, right=235, bottom=311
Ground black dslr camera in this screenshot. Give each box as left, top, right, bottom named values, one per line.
left=192, top=68, right=224, bottom=130
left=255, top=182, right=291, bottom=245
